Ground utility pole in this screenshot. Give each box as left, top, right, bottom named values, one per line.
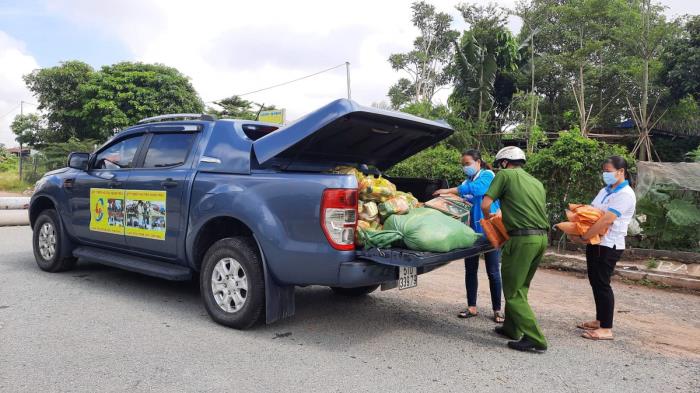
left=345, top=62, right=351, bottom=100
left=18, top=101, right=23, bottom=182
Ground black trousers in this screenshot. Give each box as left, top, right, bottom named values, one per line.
left=586, top=244, right=624, bottom=328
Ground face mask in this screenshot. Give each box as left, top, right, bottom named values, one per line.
left=463, top=165, right=477, bottom=177
left=602, top=171, right=618, bottom=186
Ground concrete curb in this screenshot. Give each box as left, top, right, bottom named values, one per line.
left=542, top=251, right=700, bottom=291
left=0, top=197, right=30, bottom=210
left=0, top=210, right=30, bottom=226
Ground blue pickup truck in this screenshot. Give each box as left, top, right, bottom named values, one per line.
left=29, top=99, right=491, bottom=329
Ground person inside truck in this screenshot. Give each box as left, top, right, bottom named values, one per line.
left=432, top=149, right=504, bottom=323
left=482, top=146, right=549, bottom=353
left=568, top=156, right=636, bottom=341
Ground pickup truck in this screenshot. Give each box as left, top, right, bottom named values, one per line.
left=29, top=99, right=492, bottom=329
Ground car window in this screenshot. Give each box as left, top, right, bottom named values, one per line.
left=142, top=133, right=195, bottom=168
left=94, top=135, right=144, bottom=169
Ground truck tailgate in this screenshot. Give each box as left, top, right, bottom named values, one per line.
left=355, top=237, right=493, bottom=268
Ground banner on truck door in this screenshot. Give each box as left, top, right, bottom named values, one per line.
left=89, top=188, right=166, bottom=240
left=90, top=188, right=126, bottom=235
left=124, top=190, right=167, bottom=240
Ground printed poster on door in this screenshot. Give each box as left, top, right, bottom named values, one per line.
left=124, top=190, right=167, bottom=240
left=90, top=188, right=125, bottom=235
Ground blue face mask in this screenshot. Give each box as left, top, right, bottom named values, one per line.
left=602, top=171, right=618, bottom=186
left=463, top=165, right=477, bottom=177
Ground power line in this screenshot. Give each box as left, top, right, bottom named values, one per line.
left=0, top=104, right=21, bottom=120
left=236, top=63, right=348, bottom=97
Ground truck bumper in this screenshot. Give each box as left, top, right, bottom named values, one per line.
left=336, top=259, right=452, bottom=288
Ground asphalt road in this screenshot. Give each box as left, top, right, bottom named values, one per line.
left=0, top=226, right=698, bottom=393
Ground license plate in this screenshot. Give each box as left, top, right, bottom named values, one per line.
left=398, top=266, right=417, bottom=290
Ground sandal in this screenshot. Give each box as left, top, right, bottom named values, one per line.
left=581, top=330, right=613, bottom=341
left=493, top=311, right=505, bottom=323
left=577, top=321, right=600, bottom=330
left=458, top=309, right=478, bottom=319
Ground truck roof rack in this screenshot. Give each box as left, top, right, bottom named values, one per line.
left=137, top=113, right=217, bottom=124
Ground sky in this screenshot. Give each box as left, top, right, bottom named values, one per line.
left=1, top=0, right=698, bottom=147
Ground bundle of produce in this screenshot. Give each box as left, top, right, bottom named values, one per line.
left=383, top=208, right=480, bottom=252
left=359, top=175, right=397, bottom=202
left=555, top=204, right=608, bottom=245
left=356, top=228, right=403, bottom=249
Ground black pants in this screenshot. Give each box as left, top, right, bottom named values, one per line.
left=586, top=244, right=624, bottom=328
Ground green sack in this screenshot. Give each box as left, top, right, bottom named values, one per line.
left=383, top=208, right=480, bottom=252
left=357, top=228, right=403, bottom=249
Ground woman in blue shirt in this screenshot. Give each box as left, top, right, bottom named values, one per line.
left=433, top=149, right=503, bottom=323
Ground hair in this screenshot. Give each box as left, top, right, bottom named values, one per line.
left=462, top=149, right=492, bottom=170
left=603, top=155, right=630, bottom=181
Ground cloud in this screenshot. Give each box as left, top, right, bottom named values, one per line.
left=0, top=31, right=40, bottom=147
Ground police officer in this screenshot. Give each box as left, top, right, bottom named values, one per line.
left=481, top=146, right=549, bottom=353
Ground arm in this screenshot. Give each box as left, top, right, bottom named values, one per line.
left=481, top=195, right=495, bottom=219
left=432, top=187, right=459, bottom=196
left=582, top=211, right=617, bottom=241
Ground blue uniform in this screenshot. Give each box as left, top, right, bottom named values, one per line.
left=457, top=169, right=500, bottom=233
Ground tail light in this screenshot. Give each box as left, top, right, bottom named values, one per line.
left=321, top=189, right=358, bottom=251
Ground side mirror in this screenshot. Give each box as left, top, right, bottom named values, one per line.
left=68, top=152, right=90, bottom=171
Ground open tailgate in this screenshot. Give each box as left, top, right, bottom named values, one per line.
left=355, top=237, right=493, bottom=268
left=253, top=99, right=453, bottom=170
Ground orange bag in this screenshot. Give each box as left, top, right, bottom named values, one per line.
left=480, top=215, right=510, bottom=249
left=555, top=204, right=607, bottom=245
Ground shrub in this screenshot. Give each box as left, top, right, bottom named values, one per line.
left=386, top=144, right=465, bottom=187
left=526, top=128, right=634, bottom=225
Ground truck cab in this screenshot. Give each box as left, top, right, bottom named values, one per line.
left=29, top=99, right=491, bottom=329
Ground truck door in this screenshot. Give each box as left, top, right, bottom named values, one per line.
left=70, top=133, right=146, bottom=248
left=123, top=130, right=199, bottom=260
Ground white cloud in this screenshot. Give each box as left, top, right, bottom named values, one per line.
left=0, top=31, right=40, bottom=147
left=45, top=0, right=521, bottom=122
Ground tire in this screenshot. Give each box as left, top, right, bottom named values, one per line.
left=200, top=237, right=265, bottom=329
left=32, top=209, right=77, bottom=272
left=330, top=284, right=380, bottom=297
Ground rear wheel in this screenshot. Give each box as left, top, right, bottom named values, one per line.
left=200, top=237, right=265, bottom=329
left=330, top=284, right=380, bottom=297
left=32, top=209, right=76, bottom=272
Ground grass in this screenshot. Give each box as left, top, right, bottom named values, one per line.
left=0, top=171, right=31, bottom=193
left=645, top=258, right=660, bottom=269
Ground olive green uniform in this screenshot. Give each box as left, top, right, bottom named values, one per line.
left=486, top=168, right=549, bottom=348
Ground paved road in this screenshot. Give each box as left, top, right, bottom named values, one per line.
left=0, top=226, right=698, bottom=393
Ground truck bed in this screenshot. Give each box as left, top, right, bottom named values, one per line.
left=355, top=237, right=492, bottom=268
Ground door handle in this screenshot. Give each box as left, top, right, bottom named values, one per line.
left=108, top=180, right=122, bottom=188
left=161, top=178, right=178, bottom=188
left=63, top=178, right=75, bottom=189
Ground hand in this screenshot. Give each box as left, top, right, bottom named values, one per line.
left=433, top=189, right=446, bottom=196
left=486, top=212, right=497, bottom=219
left=495, top=209, right=502, bottom=218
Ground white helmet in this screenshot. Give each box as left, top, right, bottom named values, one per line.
left=495, top=146, right=526, bottom=163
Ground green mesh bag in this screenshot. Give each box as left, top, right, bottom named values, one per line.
left=383, top=208, right=480, bottom=252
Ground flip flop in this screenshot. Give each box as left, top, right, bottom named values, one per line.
left=577, top=321, right=600, bottom=330
left=581, top=330, right=614, bottom=341
left=493, top=311, right=505, bottom=323
left=458, top=310, right=478, bottom=319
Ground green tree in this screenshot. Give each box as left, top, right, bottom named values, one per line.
left=80, top=62, right=203, bottom=139
left=207, top=95, right=276, bottom=120
left=388, top=1, right=459, bottom=108
left=37, top=137, right=99, bottom=171
left=24, top=61, right=204, bottom=144
left=659, top=15, right=700, bottom=101
left=24, top=60, right=94, bottom=143
left=10, top=113, right=44, bottom=148
left=386, top=144, right=464, bottom=187
left=450, top=3, right=520, bottom=130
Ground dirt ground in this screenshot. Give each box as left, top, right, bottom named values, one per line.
left=0, top=191, right=25, bottom=197
left=419, top=259, right=700, bottom=359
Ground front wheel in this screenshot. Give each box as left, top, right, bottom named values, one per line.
left=32, top=209, right=76, bottom=272
left=200, top=237, right=265, bottom=329
left=330, top=285, right=380, bottom=297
